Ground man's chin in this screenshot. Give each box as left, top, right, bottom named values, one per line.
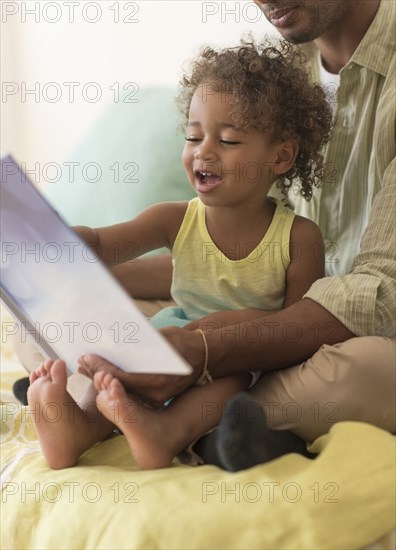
left=276, top=28, right=323, bottom=44
left=261, top=8, right=326, bottom=44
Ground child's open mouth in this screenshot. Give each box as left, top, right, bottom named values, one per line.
left=195, top=171, right=223, bottom=193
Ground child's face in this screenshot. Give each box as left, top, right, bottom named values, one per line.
left=182, top=85, right=282, bottom=208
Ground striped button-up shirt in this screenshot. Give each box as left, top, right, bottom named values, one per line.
left=286, top=0, right=395, bottom=338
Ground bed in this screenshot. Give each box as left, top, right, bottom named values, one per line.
left=1, top=88, right=395, bottom=549
left=1, top=305, right=395, bottom=550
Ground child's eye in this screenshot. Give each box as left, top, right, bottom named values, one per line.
left=185, top=137, right=202, bottom=142
left=220, top=140, right=241, bottom=145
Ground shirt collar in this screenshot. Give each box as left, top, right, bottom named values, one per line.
left=350, top=0, right=395, bottom=77
left=300, top=0, right=394, bottom=79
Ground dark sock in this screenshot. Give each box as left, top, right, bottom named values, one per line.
left=192, top=430, right=223, bottom=467
left=216, top=392, right=316, bottom=472
left=12, top=377, right=30, bottom=406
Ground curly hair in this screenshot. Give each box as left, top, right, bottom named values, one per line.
left=177, top=38, right=333, bottom=201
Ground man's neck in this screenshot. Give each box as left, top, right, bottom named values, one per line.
left=314, top=0, right=381, bottom=74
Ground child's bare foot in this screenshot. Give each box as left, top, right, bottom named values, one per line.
left=27, top=360, right=114, bottom=469
left=95, top=372, right=182, bottom=470
left=29, top=359, right=53, bottom=384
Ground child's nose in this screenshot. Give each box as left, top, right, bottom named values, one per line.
left=193, top=140, right=217, bottom=161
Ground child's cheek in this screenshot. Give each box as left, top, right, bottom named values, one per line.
left=181, top=147, right=193, bottom=177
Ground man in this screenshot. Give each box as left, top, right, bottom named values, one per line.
left=15, top=0, right=395, bottom=470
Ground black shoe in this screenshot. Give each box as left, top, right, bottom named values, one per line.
left=216, top=392, right=316, bottom=471
left=12, top=377, right=30, bottom=406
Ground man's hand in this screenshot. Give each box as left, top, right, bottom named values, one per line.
left=77, top=326, right=206, bottom=407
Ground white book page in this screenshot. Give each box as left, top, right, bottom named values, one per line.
left=1, top=156, right=192, bottom=376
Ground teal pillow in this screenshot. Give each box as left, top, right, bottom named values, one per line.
left=45, top=87, right=195, bottom=227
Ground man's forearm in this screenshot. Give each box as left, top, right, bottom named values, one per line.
left=111, top=254, right=173, bottom=299
left=204, top=298, right=355, bottom=378
left=184, top=308, right=280, bottom=331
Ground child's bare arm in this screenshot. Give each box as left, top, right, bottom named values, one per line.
left=282, top=216, right=325, bottom=308
left=73, top=202, right=187, bottom=267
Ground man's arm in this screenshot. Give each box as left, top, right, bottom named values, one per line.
left=203, top=298, right=354, bottom=378
left=78, top=298, right=354, bottom=407
left=110, top=254, right=173, bottom=300
left=303, top=157, right=396, bottom=338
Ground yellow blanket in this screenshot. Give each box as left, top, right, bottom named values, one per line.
left=1, top=402, right=395, bottom=550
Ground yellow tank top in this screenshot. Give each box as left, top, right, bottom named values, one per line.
left=171, top=197, right=295, bottom=320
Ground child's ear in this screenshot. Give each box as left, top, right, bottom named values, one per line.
left=273, top=139, right=299, bottom=175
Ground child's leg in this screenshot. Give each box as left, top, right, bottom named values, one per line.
left=95, top=371, right=251, bottom=470
left=27, top=360, right=115, bottom=470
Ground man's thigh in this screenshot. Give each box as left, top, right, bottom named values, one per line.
left=251, top=336, right=396, bottom=442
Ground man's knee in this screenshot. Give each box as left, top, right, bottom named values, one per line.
left=322, top=336, right=395, bottom=393
left=251, top=337, right=396, bottom=441
left=331, top=336, right=395, bottom=373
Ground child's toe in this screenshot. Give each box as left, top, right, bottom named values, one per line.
left=103, top=372, right=115, bottom=388
left=49, top=360, right=67, bottom=385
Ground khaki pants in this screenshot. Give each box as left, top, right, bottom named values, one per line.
left=14, top=299, right=396, bottom=442
left=251, top=336, right=396, bottom=441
